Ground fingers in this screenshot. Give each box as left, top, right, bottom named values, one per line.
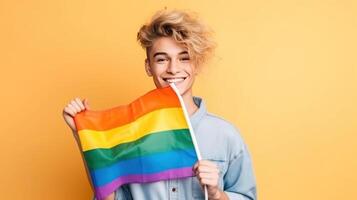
left=63, top=97, right=88, bottom=117
left=193, top=160, right=220, bottom=187
left=194, top=166, right=219, bottom=180
left=195, top=165, right=219, bottom=174
left=71, top=100, right=81, bottom=112
left=75, top=97, right=85, bottom=110
left=193, top=160, right=219, bottom=172
left=197, top=171, right=219, bottom=180
left=198, top=177, right=218, bottom=186
left=63, top=106, right=75, bottom=117
left=83, top=98, right=90, bottom=109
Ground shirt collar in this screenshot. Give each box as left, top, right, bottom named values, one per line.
left=189, top=96, right=207, bottom=129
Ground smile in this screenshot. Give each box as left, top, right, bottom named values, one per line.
left=163, top=77, right=187, bottom=83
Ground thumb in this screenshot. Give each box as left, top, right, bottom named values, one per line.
left=83, top=98, right=90, bottom=110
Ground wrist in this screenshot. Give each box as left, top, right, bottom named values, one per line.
left=211, top=189, right=222, bottom=200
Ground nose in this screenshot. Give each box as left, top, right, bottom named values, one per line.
left=166, top=59, right=180, bottom=74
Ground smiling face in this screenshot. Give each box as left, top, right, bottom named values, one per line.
left=145, top=37, right=197, bottom=97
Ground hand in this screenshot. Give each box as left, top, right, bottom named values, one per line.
left=193, top=160, right=222, bottom=200
left=62, top=97, right=90, bottom=132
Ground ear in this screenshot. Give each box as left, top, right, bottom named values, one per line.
left=145, top=58, right=153, bottom=77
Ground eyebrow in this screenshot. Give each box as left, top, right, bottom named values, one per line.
left=153, top=51, right=189, bottom=58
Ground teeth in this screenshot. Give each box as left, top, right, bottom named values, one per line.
left=165, top=78, right=185, bottom=83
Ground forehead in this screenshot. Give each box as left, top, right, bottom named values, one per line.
left=149, top=37, right=188, bottom=57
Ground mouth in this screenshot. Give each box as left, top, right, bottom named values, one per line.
left=162, top=77, right=187, bottom=84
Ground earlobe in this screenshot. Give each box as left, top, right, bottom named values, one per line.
left=145, top=59, right=153, bottom=77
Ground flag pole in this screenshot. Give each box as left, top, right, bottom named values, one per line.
left=169, top=83, right=208, bottom=200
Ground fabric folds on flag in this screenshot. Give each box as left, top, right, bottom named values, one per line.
left=73, top=83, right=200, bottom=199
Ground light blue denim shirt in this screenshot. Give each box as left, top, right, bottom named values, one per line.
left=93, top=96, right=257, bottom=200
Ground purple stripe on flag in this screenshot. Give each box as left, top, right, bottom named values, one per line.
left=94, top=166, right=194, bottom=199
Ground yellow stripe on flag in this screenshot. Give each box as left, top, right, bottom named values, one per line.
left=78, top=107, right=188, bottom=151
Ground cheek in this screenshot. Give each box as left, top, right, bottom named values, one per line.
left=186, top=64, right=195, bottom=75
left=150, top=68, right=163, bottom=79
left=151, top=64, right=166, bottom=73
left=150, top=68, right=167, bottom=85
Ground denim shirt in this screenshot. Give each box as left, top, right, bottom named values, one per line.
left=93, top=96, right=257, bottom=200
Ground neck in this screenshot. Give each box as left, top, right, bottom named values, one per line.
left=181, top=89, right=199, bottom=116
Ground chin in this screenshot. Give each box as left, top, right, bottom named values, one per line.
left=176, top=85, right=190, bottom=96
left=177, top=89, right=185, bottom=96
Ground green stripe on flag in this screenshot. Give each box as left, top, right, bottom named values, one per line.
left=84, top=128, right=195, bottom=170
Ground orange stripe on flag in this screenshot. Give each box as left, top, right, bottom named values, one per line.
left=74, top=86, right=181, bottom=131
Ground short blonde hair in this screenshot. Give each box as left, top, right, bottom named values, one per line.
left=137, top=8, right=216, bottom=70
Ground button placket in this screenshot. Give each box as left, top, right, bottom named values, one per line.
left=169, top=178, right=179, bottom=200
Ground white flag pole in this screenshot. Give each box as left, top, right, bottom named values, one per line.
left=169, top=83, right=208, bottom=200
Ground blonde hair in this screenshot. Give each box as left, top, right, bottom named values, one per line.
left=137, top=8, right=217, bottom=70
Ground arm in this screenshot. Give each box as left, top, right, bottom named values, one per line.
left=223, top=142, right=257, bottom=200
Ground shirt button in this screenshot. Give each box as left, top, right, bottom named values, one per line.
left=171, top=187, right=176, bottom=192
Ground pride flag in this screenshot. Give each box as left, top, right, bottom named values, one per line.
left=73, top=83, right=201, bottom=199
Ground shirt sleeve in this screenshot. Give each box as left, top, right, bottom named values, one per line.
left=223, top=127, right=257, bottom=200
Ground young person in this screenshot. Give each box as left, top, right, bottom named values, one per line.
left=63, top=8, right=257, bottom=200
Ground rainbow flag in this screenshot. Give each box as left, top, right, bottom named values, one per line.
left=73, top=83, right=200, bottom=199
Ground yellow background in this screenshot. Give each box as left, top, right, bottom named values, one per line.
left=1, top=0, right=356, bottom=199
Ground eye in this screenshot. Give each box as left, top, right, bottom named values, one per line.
left=180, top=57, right=190, bottom=61
left=156, top=58, right=167, bottom=62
